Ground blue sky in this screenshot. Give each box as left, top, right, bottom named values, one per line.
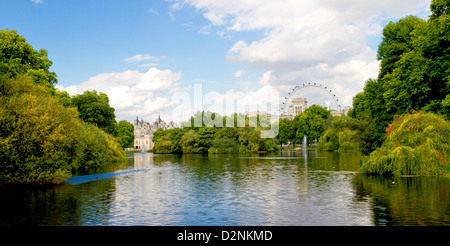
left=2, top=0, right=432, bottom=123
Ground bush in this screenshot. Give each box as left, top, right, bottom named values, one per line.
left=360, top=112, right=449, bottom=176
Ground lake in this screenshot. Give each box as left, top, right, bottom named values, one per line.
left=1, top=150, right=449, bottom=226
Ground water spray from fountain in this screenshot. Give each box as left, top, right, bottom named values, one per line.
left=141, top=142, right=146, bottom=153
left=303, top=135, right=307, bottom=151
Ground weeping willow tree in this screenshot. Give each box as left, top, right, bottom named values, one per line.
left=360, top=112, right=450, bottom=176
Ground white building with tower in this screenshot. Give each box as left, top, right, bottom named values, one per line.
left=133, top=115, right=176, bottom=151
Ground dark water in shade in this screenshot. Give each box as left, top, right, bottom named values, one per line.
left=1, top=151, right=449, bottom=226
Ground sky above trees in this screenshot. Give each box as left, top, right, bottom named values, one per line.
left=2, top=0, right=432, bottom=123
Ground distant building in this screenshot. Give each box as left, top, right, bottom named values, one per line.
left=288, top=98, right=308, bottom=116
left=281, top=97, right=351, bottom=119
left=329, top=106, right=352, bottom=117
left=133, top=115, right=175, bottom=150
left=280, top=97, right=308, bottom=120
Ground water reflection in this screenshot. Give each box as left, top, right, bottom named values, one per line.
left=0, top=151, right=448, bottom=225
left=360, top=175, right=450, bottom=225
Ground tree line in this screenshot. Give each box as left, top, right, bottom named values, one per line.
left=152, top=111, right=280, bottom=154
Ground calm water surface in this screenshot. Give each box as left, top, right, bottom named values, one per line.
left=1, top=151, right=449, bottom=226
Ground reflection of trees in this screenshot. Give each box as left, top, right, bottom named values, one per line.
left=0, top=178, right=117, bottom=225
left=306, top=150, right=361, bottom=171
left=359, top=175, right=450, bottom=225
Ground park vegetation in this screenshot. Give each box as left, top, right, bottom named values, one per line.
left=276, top=104, right=332, bottom=147
left=320, top=0, right=449, bottom=176
left=0, top=29, right=128, bottom=184
left=152, top=111, right=280, bottom=154
left=360, top=112, right=450, bottom=176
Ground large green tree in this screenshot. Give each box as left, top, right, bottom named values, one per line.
left=377, top=16, right=426, bottom=79
left=70, top=90, right=118, bottom=136
left=0, top=29, right=57, bottom=91
left=117, top=120, right=134, bottom=149
left=276, top=118, right=295, bottom=147
left=351, top=0, right=450, bottom=155
left=293, top=105, right=331, bottom=144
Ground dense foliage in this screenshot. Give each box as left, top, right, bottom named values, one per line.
left=349, top=1, right=450, bottom=155
left=117, top=120, right=134, bottom=149
left=152, top=111, right=278, bottom=154
left=66, top=90, right=119, bottom=136
left=360, top=112, right=449, bottom=176
left=0, top=75, right=126, bottom=184
left=0, top=29, right=57, bottom=91
left=315, top=1, right=450, bottom=176
left=317, top=115, right=367, bottom=152
left=0, top=29, right=127, bottom=184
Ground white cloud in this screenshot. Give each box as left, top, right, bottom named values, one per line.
left=56, top=67, right=184, bottom=123
left=124, top=54, right=166, bottom=63
left=177, top=0, right=431, bottom=110
left=148, top=8, right=160, bottom=16
left=233, top=69, right=245, bottom=78
left=31, top=0, right=44, bottom=4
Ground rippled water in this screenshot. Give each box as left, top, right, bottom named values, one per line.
left=1, top=151, right=449, bottom=226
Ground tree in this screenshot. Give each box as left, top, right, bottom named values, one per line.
left=70, top=90, right=118, bottom=136
left=360, top=112, right=450, bottom=176
left=195, top=127, right=218, bottom=153
left=180, top=130, right=198, bottom=153
left=293, top=105, right=331, bottom=144
left=276, top=118, right=294, bottom=147
left=0, top=29, right=57, bottom=91
left=167, top=128, right=185, bottom=153
left=318, top=115, right=367, bottom=152
left=208, top=127, right=239, bottom=153
left=153, top=136, right=173, bottom=154
left=237, top=127, right=261, bottom=152
left=377, top=6, right=449, bottom=118
left=152, top=128, right=166, bottom=144
left=117, top=120, right=134, bottom=149
left=351, top=0, right=450, bottom=156
left=430, top=0, right=450, bottom=19
left=0, top=75, right=126, bottom=184
left=377, top=16, right=426, bottom=79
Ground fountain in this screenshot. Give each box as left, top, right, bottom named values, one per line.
left=141, top=142, right=147, bottom=153
left=302, top=135, right=307, bottom=150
